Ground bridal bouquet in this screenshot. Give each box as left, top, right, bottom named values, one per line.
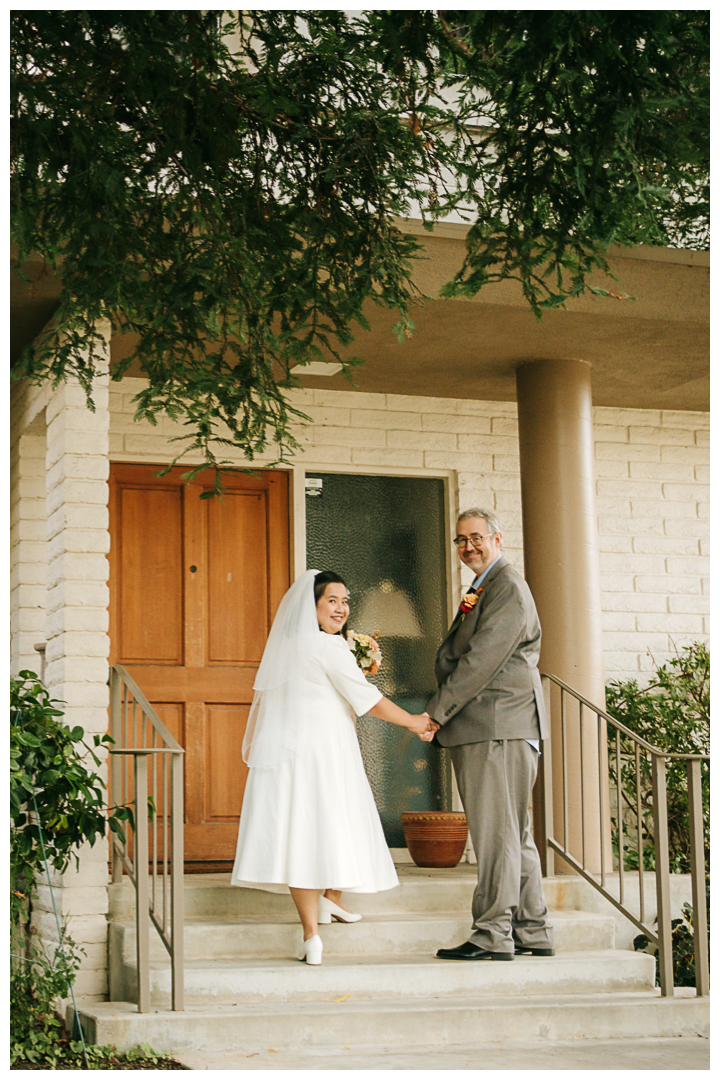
left=347, top=631, right=382, bottom=676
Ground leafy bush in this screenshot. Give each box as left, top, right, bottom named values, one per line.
left=605, top=644, right=709, bottom=989
left=10, top=671, right=173, bottom=1069
left=605, top=642, right=709, bottom=875
left=10, top=933, right=83, bottom=1067
left=633, top=899, right=708, bottom=989
left=10, top=670, right=132, bottom=911
left=10, top=932, right=184, bottom=1070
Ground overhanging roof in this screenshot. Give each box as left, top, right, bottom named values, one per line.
left=11, top=224, right=709, bottom=411
left=294, top=223, right=709, bottom=411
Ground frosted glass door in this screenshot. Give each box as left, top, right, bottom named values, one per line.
left=306, top=472, right=451, bottom=846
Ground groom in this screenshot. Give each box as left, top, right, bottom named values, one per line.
left=425, top=508, right=555, bottom=960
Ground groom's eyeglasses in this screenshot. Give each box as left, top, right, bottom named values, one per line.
left=453, top=533, right=493, bottom=549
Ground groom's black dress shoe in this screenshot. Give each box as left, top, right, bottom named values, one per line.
left=512, top=943, right=556, bottom=956
left=436, top=941, right=513, bottom=961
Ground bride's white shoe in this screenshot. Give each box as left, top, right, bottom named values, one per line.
left=298, top=934, right=323, bottom=965
left=318, top=896, right=362, bottom=924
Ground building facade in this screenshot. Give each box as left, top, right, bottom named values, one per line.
left=10, top=231, right=709, bottom=1000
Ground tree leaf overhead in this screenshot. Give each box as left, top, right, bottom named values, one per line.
left=11, top=10, right=709, bottom=472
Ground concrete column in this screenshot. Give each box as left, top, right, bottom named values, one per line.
left=35, top=320, right=113, bottom=1000
left=516, top=359, right=605, bottom=874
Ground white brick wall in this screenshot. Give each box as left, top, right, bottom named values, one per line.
left=11, top=381, right=51, bottom=675
left=11, top=328, right=113, bottom=1004
left=42, top=348, right=112, bottom=1001
left=109, top=382, right=709, bottom=683
left=10, top=430, right=48, bottom=675
left=593, top=407, right=709, bottom=682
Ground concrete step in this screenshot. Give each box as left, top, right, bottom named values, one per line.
left=110, top=908, right=615, bottom=965
left=109, top=867, right=591, bottom=921
left=73, top=990, right=708, bottom=1056
left=112, top=949, right=655, bottom=1007
left=172, top=1035, right=712, bottom=1072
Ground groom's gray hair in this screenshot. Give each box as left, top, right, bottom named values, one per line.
left=457, top=507, right=503, bottom=540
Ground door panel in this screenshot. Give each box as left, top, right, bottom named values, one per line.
left=205, top=705, right=250, bottom=820
left=109, top=463, right=290, bottom=867
left=152, top=703, right=185, bottom=751
left=116, top=484, right=184, bottom=663
left=206, top=491, right=269, bottom=664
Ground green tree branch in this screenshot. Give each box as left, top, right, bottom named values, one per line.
left=11, top=10, right=709, bottom=476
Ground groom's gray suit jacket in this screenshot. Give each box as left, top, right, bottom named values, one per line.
left=426, top=556, right=548, bottom=746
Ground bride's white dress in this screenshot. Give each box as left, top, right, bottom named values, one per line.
left=231, top=633, right=399, bottom=893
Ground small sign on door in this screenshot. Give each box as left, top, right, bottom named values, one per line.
left=305, top=478, right=323, bottom=498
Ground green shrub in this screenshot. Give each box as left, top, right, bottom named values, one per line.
left=10, top=933, right=183, bottom=1069
left=605, top=642, right=709, bottom=875
left=605, top=643, right=709, bottom=989
left=10, top=671, right=171, bottom=1069
left=11, top=670, right=132, bottom=913
left=10, top=934, right=83, bottom=1067
left=633, top=899, right=709, bottom=989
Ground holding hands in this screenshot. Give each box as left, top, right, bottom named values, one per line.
left=367, top=697, right=439, bottom=742
left=411, top=712, right=439, bottom=742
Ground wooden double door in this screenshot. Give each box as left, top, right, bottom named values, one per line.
left=109, top=464, right=290, bottom=868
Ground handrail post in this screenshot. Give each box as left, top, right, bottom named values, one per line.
left=687, top=759, right=709, bottom=996
left=108, top=665, right=185, bottom=1013
left=109, top=669, right=123, bottom=884
left=539, top=676, right=554, bottom=877
left=540, top=670, right=708, bottom=996
left=33, top=642, right=47, bottom=683
left=135, top=753, right=151, bottom=1013
left=170, top=751, right=185, bottom=1011
left=651, top=755, right=674, bottom=997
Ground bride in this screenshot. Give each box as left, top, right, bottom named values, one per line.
left=231, top=569, right=438, bottom=965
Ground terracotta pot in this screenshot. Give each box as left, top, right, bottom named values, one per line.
left=401, top=811, right=469, bottom=868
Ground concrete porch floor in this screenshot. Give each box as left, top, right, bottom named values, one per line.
left=176, top=1033, right=710, bottom=1071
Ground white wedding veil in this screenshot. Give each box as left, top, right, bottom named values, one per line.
left=242, top=568, right=323, bottom=768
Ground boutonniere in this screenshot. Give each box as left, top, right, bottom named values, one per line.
left=460, top=589, right=482, bottom=619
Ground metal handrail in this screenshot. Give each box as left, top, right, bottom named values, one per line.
left=540, top=673, right=709, bottom=998
left=109, top=665, right=185, bottom=1012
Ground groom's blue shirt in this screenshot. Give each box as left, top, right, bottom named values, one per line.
left=469, top=556, right=501, bottom=592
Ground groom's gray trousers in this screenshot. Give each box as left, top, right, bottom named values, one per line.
left=450, top=738, right=554, bottom=954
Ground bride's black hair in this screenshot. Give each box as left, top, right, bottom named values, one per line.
left=314, top=571, right=349, bottom=639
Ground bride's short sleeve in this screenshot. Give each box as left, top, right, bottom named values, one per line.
left=322, top=636, right=383, bottom=716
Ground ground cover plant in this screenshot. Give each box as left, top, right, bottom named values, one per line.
left=10, top=671, right=184, bottom=1069
left=10, top=934, right=185, bottom=1069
